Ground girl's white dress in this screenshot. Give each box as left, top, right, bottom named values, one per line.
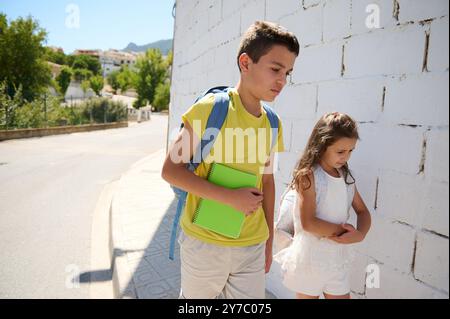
left=274, top=165, right=356, bottom=295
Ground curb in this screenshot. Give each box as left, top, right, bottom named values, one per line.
left=0, top=122, right=129, bottom=142
left=89, top=180, right=118, bottom=299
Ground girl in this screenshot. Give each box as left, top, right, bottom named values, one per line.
left=274, top=112, right=371, bottom=299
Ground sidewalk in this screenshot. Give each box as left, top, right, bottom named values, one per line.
left=110, top=149, right=180, bottom=299
left=109, top=149, right=277, bottom=299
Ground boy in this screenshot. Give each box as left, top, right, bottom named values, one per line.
left=162, top=21, right=299, bottom=299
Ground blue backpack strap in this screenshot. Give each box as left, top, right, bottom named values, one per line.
left=169, top=87, right=231, bottom=260
left=191, top=90, right=230, bottom=166
left=168, top=189, right=187, bottom=260
left=262, top=104, right=280, bottom=151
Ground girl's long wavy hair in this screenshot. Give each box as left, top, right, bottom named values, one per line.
left=290, top=112, right=360, bottom=192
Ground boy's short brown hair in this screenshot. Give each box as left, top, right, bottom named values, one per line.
left=237, top=21, right=300, bottom=71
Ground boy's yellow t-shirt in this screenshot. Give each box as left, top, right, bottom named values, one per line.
left=180, top=88, right=285, bottom=247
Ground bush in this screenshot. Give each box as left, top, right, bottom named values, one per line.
left=1, top=80, right=127, bottom=129
left=0, top=81, right=23, bottom=129
left=79, top=98, right=127, bottom=124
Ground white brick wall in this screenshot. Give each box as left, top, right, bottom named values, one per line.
left=265, top=0, right=302, bottom=22
left=377, top=171, right=426, bottom=226
left=293, top=42, right=343, bottom=83
left=323, top=0, right=352, bottom=42
left=349, top=252, right=371, bottom=295
left=420, top=180, right=449, bottom=237
left=351, top=124, right=424, bottom=175
left=363, top=215, right=417, bottom=273
left=317, top=77, right=384, bottom=122
left=275, top=84, right=317, bottom=121
left=383, top=73, right=449, bottom=126
left=397, top=0, right=449, bottom=24
left=365, top=262, right=449, bottom=299
left=279, top=5, right=323, bottom=47
left=170, top=0, right=449, bottom=299
left=428, top=16, right=449, bottom=72
left=425, top=128, right=450, bottom=183
left=344, top=24, right=426, bottom=77
left=414, top=231, right=449, bottom=292
left=240, top=1, right=266, bottom=35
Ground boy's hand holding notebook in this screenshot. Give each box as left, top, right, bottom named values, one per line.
left=229, top=188, right=264, bottom=216
left=193, top=163, right=261, bottom=239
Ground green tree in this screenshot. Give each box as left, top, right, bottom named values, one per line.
left=117, top=66, right=137, bottom=93
left=72, top=58, right=89, bottom=71
left=107, top=66, right=138, bottom=94
left=152, top=81, right=170, bottom=112
left=66, top=54, right=76, bottom=68
left=135, top=49, right=167, bottom=108
left=81, top=80, right=91, bottom=99
left=0, top=14, right=52, bottom=101
left=166, top=50, right=173, bottom=68
left=90, top=75, right=104, bottom=96
left=73, top=68, right=93, bottom=82
left=43, top=47, right=67, bottom=65
left=0, top=14, right=6, bottom=33
left=71, top=54, right=101, bottom=76
left=56, top=66, right=72, bottom=95
left=107, top=70, right=121, bottom=94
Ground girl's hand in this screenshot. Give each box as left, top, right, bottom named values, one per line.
left=328, top=223, right=364, bottom=244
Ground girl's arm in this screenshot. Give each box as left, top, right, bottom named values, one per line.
left=352, top=187, right=371, bottom=239
left=328, top=187, right=372, bottom=244
left=298, top=173, right=346, bottom=237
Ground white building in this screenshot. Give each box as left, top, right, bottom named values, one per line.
left=99, top=50, right=140, bottom=77
left=73, top=49, right=140, bottom=77
left=169, top=0, right=449, bottom=299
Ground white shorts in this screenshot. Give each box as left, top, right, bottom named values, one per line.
left=283, top=265, right=350, bottom=297
left=178, top=231, right=266, bottom=299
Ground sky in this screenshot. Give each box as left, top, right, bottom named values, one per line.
left=0, top=0, right=175, bottom=54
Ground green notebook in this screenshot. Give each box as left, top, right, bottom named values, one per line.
left=193, top=163, right=258, bottom=239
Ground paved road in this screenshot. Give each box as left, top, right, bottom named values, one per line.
left=0, top=115, right=168, bottom=298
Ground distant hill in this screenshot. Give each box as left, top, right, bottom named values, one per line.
left=123, top=39, right=173, bottom=55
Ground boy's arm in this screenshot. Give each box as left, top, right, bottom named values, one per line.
left=299, top=173, right=347, bottom=237
left=262, top=152, right=276, bottom=273
left=262, top=174, right=275, bottom=241
left=162, top=121, right=230, bottom=204
left=161, top=121, right=263, bottom=214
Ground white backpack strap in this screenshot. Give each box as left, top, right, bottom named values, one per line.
left=346, top=169, right=356, bottom=211
left=275, top=186, right=295, bottom=235
left=313, top=165, right=328, bottom=208
left=274, top=186, right=296, bottom=254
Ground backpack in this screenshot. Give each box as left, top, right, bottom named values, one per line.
left=168, top=86, right=281, bottom=260
left=273, top=187, right=298, bottom=254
